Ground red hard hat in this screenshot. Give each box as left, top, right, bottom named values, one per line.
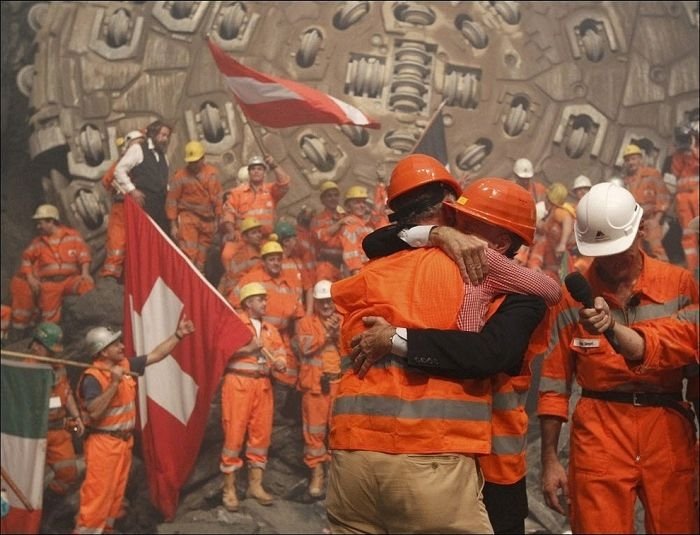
left=387, top=154, right=461, bottom=209
left=443, top=178, right=537, bottom=245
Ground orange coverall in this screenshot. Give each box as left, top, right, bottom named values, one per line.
left=625, top=167, right=670, bottom=261
left=222, top=180, right=289, bottom=236
left=11, top=226, right=93, bottom=327
left=218, top=241, right=262, bottom=297
left=220, top=311, right=287, bottom=473
left=671, top=147, right=699, bottom=275
left=166, top=163, right=223, bottom=271
left=339, top=214, right=374, bottom=273
left=234, top=266, right=304, bottom=386
left=76, top=357, right=137, bottom=534
left=99, top=162, right=128, bottom=278
left=537, top=253, right=698, bottom=533
left=294, top=313, right=341, bottom=468
left=46, top=366, right=79, bottom=495
left=310, top=208, right=344, bottom=282
left=527, top=206, right=575, bottom=283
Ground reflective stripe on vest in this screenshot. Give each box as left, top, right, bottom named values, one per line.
left=331, top=247, right=492, bottom=455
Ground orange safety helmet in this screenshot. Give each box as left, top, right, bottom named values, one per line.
left=387, top=154, right=461, bottom=210
left=443, top=178, right=537, bottom=245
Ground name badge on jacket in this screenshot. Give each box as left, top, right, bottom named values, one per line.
left=573, top=338, right=601, bottom=348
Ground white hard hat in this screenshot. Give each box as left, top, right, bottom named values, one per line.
left=247, top=155, right=267, bottom=169
left=237, top=165, right=249, bottom=183
left=85, top=326, right=122, bottom=357
left=513, top=158, right=534, bottom=179
left=575, top=183, right=643, bottom=257
left=32, top=204, right=60, bottom=221
left=124, top=130, right=144, bottom=144
left=572, top=175, right=592, bottom=190
left=313, top=280, right=332, bottom=300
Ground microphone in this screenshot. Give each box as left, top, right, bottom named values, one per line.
left=564, top=272, right=621, bottom=352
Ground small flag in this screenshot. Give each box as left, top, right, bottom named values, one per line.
left=1, top=359, right=53, bottom=534
left=412, top=101, right=449, bottom=166
left=208, top=39, right=379, bottom=129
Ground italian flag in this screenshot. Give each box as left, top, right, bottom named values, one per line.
left=1, top=358, right=53, bottom=534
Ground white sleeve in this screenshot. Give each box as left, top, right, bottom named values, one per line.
left=391, top=327, right=408, bottom=357
left=114, top=144, right=144, bottom=193
left=397, top=225, right=436, bottom=248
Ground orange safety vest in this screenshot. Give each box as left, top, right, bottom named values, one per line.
left=78, top=358, right=137, bottom=433
left=330, top=248, right=492, bottom=455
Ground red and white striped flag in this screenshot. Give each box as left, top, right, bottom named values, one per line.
left=208, top=39, right=380, bottom=129
left=123, top=196, right=251, bottom=519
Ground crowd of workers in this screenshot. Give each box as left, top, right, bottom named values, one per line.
left=1, top=115, right=698, bottom=534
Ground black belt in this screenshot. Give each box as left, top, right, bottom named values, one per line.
left=582, top=389, right=697, bottom=430
left=41, top=275, right=72, bottom=282
left=323, top=372, right=342, bottom=381
left=48, top=419, right=65, bottom=430
left=225, top=369, right=269, bottom=379
left=88, top=429, right=133, bottom=441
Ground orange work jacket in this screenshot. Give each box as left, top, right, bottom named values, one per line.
left=311, top=209, right=344, bottom=262
left=330, top=248, right=492, bottom=455
left=166, top=163, right=223, bottom=221
left=295, top=313, right=342, bottom=393
left=226, top=311, right=287, bottom=376
left=625, top=166, right=669, bottom=216
left=222, top=180, right=289, bottom=235
left=538, top=252, right=698, bottom=420
left=20, top=227, right=91, bottom=279
left=339, top=214, right=373, bottom=272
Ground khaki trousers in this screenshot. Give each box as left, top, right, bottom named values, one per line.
left=326, top=450, right=493, bottom=534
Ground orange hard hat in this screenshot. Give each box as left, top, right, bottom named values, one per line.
left=443, top=178, right=537, bottom=245
left=387, top=154, right=461, bottom=209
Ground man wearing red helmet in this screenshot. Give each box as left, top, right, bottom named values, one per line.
left=346, top=171, right=563, bottom=533
left=326, top=155, right=560, bottom=533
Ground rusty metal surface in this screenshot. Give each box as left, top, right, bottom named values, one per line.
left=16, top=1, right=700, bottom=260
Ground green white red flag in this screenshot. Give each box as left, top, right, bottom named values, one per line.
left=1, top=358, right=53, bottom=534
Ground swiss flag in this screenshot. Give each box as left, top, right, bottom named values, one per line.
left=123, top=196, right=251, bottom=519
left=208, top=39, right=380, bottom=129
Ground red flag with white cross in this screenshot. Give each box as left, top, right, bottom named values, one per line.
left=123, top=196, right=251, bottom=519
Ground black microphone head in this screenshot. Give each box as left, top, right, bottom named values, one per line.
left=565, top=272, right=594, bottom=308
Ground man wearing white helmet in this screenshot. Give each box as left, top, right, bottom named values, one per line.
left=537, top=183, right=698, bottom=533
left=166, top=140, right=223, bottom=272
left=570, top=174, right=592, bottom=202
left=100, top=129, right=146, bottom=280
left=221, top=154, right=291, bottom=240
left=293, top=280, right=342, bottom=498
left=75, top=315, right=194, bottom=533
left=9, top=204, right=94, bottom=339
left=512, top=157, right=546, bottom=204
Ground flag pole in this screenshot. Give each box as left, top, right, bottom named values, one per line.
left=234, top=102, right=267, bottom=156
left=411, top=99, right=447, bottom=154
left=1, top=466, right=34, bottom=511
left=1, top=350, right=139, bottom=377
